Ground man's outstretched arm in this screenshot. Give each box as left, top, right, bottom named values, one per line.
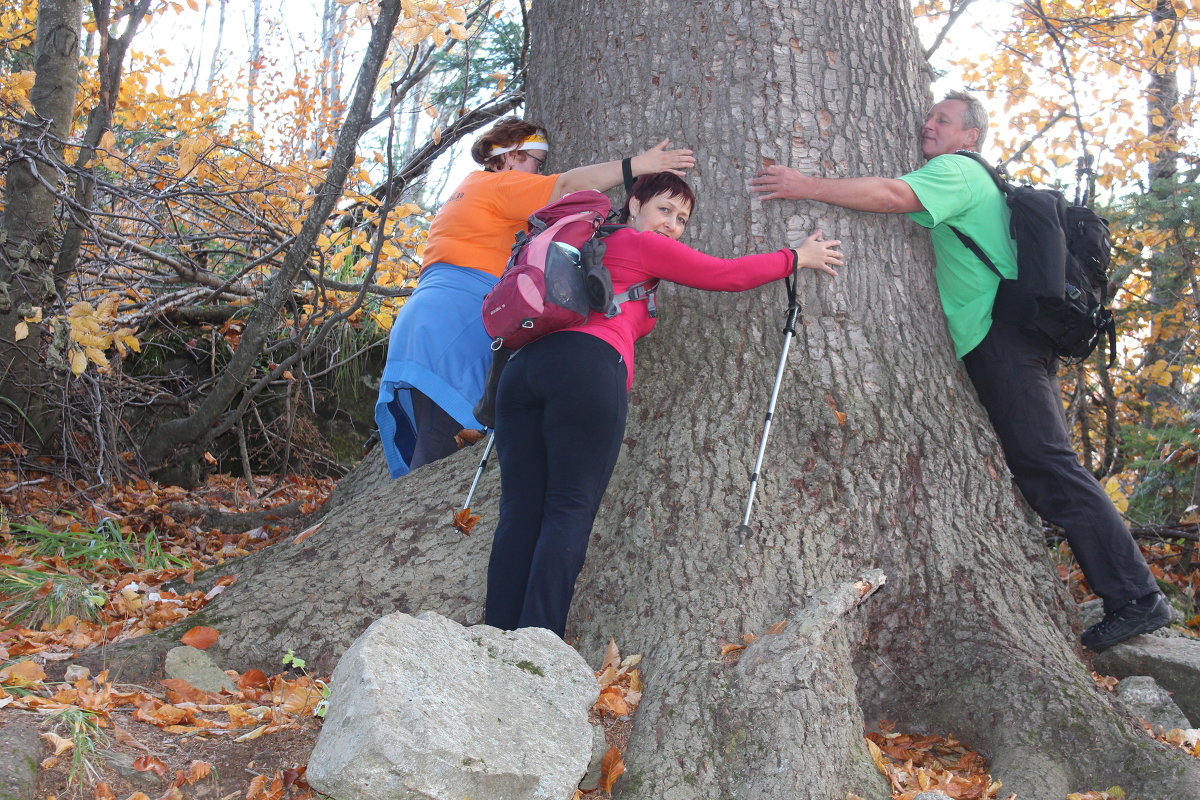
left=750, top=165, right=923, bottom=214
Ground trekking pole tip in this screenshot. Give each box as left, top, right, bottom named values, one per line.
left=733, top=524, right=752, bottom=547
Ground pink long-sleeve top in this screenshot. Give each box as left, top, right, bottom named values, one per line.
left=559, top=227, right=795, bottom=390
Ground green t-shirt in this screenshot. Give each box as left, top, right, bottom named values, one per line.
left=898, top=154, right=1018, bottom=358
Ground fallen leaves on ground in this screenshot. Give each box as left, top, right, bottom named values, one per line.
left=0, top=470, right=332, bottom=658
left=598, top=745, right=624, bottom=792
left=866, top=723, right=1012, bottom=800
left=581, top=639, right=643, bottom=796
left=179, top=626, right=219, bottom=650
left=1, top=466, right=332, bottom=800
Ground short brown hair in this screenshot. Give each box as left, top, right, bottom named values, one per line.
left=618, top=173, right=697, bottom=223
left=470, top=117, right=547, bottom=170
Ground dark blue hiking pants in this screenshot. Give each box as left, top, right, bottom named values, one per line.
left=485, top=331, right=628, bottom=637
left=409, top=390, right=462, bottom=470
left=963, top=321, right=1157, bottom=611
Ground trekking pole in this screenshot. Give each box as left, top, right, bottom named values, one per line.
left=461, top=430, right=495, bottom=513
left=735, top=270, right=800, bottom=546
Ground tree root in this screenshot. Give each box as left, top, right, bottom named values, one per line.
left=715, top=569, right=891, bottom=799
left=167, top=500, right=305, bottom=534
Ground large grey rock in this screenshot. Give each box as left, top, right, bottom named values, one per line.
left=1091, top=632, right=1200, bottom=726
left=307, top=611, right=598, bottom=800
left=578, top=723, right=609, bottom=792
left=0, top=718, right=41, bottom=800
left=163, top=646, right=236, bottom=693
left=1117, top=675, right=1192, bottom=731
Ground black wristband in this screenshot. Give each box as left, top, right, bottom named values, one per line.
left=621, top=157, right=635, bottom=195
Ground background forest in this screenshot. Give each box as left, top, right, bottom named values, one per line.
left=0, top=1, right=1198, bottom=799
left=1, top=0, right=1196, bottom=523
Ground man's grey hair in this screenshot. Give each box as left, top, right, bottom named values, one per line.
left=943, top=90, right=988, bottom=149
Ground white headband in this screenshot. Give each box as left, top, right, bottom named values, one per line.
left=490, top=134, right=549, bottom=157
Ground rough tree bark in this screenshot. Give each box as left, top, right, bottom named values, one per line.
left=90, top=1, right=1200, bottom=798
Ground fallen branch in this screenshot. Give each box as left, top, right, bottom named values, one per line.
left=168, top=499, right=304, bottom=534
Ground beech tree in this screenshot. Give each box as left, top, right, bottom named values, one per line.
left=88, top=1, right=1200, bottom=798
left=0, top=0, right=82, bottom=447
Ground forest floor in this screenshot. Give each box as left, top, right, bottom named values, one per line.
left=1, top=460, right=1198, bottom=800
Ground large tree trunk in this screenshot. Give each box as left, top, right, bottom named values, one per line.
left=89, top=1, right=1200, bottom=798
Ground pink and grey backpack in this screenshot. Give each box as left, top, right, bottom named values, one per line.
left=481, top=189, right=656, bottom=351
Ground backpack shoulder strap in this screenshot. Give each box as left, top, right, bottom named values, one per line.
left=947, top=151, right=1010, bottom=281
left=948, top=225, right=1005, bottom=281
left=953, top=150, right=1011, bottom=196
left=610, top=279, right=659, bottom=319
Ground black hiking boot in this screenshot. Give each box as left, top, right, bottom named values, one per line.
left=1081, top=591, right=1172, bottom=652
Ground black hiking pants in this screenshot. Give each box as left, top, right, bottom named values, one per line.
left=485, top=331, right=628, bottom=637
left=963, top=321, right=1157, bottom=612
left=408, top=390, right=461, bottom=470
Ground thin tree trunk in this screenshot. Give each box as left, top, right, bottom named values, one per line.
left=206, top=0, right=228, bottom=93
left=53, top=0, right=154, bottom=285
left=316, top=0, right=347, bottom=156
left=246, top=0, right=263, bottom=132
left=140, top=0, right=405, bottom=473
left=0, top=0, right=83, bottom=448
left=1141, top=0, right=1183, bottom=412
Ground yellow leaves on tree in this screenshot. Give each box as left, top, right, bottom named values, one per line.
left=1104, top=477, right=1130, bottom=514
left=64, top=297, right=141, bottom=376
left=0, top=70, right=37, bottom=114
left=396, top=0, right=474, bottom=46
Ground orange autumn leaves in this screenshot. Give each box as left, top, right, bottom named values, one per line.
left=94, top=758, right=213, bottom=799
left=866, top=724, right=1011, bottom=800
left=0, top=471, right=332, bottom=659
left=179, top=626, right=219, bottom=650
left=575, top=639, right=643, bottom=797
left=0, top=664, right=326, bottom=738
left=450, top=508, right=480, bottom=535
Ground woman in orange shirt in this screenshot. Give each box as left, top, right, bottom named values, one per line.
left=375, top=117, right=694, bottom=476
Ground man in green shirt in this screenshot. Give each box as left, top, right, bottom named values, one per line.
left=750, top=91, right=1168, bottom=651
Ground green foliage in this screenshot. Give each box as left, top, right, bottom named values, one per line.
left=7, top=517, right=189, bottom=572
left=1120, top=423, right=1197, bottom=524
left=426, top=17, right=524, bottom=115
left=49, top=707, right=109, bottom=785
left=281, top=649, right=330, bottom=717
left=0, top=567, right=105, bottom=628
left=1103, top=158, right=1200, bottom=526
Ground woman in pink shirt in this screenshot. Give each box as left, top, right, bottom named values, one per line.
left=485, top=173, right=843, bottom=636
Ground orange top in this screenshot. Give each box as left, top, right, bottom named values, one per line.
left=422, top=170, right=559, bottom=278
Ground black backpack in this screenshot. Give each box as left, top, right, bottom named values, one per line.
left=949, top=150, right=1116, bottom=366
